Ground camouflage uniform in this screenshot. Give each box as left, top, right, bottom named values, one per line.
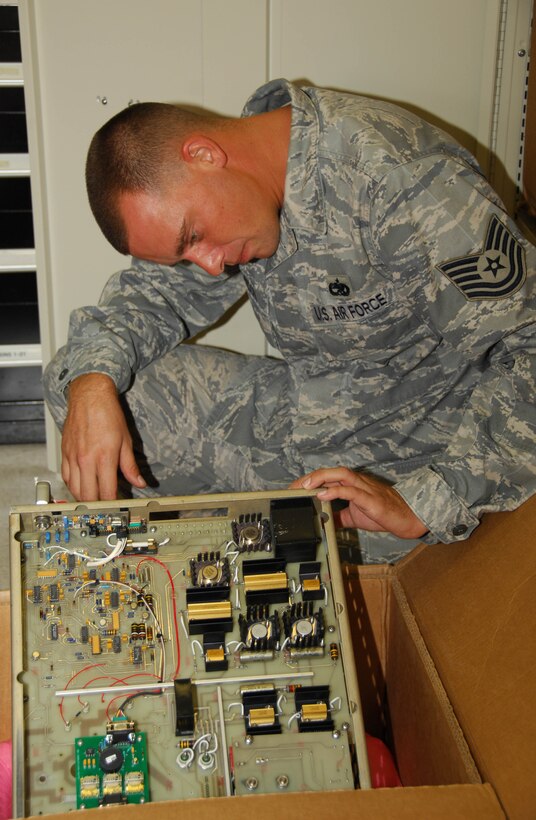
left=44, top=79, right=536, bottom=559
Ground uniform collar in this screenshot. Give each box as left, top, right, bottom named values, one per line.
left=242, top=79, right=327, bottom=240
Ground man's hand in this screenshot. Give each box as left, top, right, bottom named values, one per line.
left=61, top=373, right=146, bottom=501
left=289, top=467, right=428, bottom=539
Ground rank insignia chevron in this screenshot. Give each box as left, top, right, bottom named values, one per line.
left=437, top=214, right=527, bottom=300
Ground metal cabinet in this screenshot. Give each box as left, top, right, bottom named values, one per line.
left=0, top=2, right=44, bottom=443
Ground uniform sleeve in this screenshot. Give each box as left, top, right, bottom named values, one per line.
left=44, top=258, right=247, bottom=415
left=368, top=152, right=536, bottom=543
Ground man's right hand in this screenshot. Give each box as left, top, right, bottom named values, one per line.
left=61, top=373, right=146, bottom=501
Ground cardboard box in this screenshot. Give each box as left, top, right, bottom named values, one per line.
left=5, top=494, right=536, bottom=819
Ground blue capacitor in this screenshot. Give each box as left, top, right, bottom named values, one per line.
left=64, top=529, right=70, bottom=543
left=45, top=531, right=51, bottom=544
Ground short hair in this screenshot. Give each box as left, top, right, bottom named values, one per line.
left=85, top=102, right=221, bottom=254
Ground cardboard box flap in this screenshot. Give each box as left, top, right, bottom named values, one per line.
left=343, top=565, right=481, bottom=787
left=396, top=494, right=536, bottom=820
left=22, top=784, right=505, bottom=820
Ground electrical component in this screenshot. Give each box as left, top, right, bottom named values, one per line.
left=186, top=599, right=233, bottom=636
left=231, top=513, right=272, bottom=553
left=174, top=679, right=196, bottom=737
left=283, top=601, right=325, bottom=659
left=189, top=551, right=230, bottom=590
left=299, top=562, right=324, bottom=601
left=270, top=497, right=321, bottom=562
left=74, top=719, right=149, bottom=808
left=242, top=558, right=289, bottom=605
left=294, top=686, right=334, bottom=733
left=242, top=687, right=281, bottom=735
left=238, top=604, right=280, bottom=661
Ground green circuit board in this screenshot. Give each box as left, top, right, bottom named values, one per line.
left=75, top=720, right=149, bottom=808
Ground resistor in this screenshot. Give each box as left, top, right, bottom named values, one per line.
left=329, top=642, right=339, bottom=661
left=178, top=740, right=193, bottom=749
left=144, top=593, right=154, bottom=611
left=146, top=626, right=154, bottom=643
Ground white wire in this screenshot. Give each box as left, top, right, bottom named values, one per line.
left=86, top=534, right=127, bottom=568
left=176, top=747, right=194, bottom=768
left=43, top=546, right=97, bottom=565
left=287, top=711, right=300, bottom=728
left=190, top=639, right=204, bottom=657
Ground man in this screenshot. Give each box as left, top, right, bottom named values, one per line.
left=44, top=79, right=536, bottom=562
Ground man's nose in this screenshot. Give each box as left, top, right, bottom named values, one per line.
left=185, top=245, right=224, bottom=276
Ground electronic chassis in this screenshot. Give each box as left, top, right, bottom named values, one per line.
left=9, top=489, right=370, bottom=815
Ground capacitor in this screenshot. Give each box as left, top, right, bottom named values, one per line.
left=35, top=480, right=51, bottom=505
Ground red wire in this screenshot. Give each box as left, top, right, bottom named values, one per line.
left=78, top=672, right=161, bottom=705
left=136, top=556, right=181, bottom=678
left=59, top=662, right=105, bottom=725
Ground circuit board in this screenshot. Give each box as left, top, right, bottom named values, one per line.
left=9, top=490, right=370, bottom=816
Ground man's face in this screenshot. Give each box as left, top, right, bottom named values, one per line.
left=119, top=162, right=282, bottom=275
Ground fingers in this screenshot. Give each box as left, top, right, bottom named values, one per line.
left=289, top=466, right=358, bottom=490
left=119, top=440, right=147, bottom=491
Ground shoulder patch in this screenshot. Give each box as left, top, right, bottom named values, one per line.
left=437, top=215, right=526, bottom=300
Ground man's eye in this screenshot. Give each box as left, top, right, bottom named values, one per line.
left=190, top=231, right=199, bottom=245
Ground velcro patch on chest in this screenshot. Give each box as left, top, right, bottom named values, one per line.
left=437, top=214, right=526, bottom=300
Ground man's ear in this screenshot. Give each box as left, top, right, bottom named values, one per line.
left=182, top=135, right=227, bottom=168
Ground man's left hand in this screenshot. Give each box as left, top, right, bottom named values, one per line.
left=289, top=467, right=428, bottom=539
